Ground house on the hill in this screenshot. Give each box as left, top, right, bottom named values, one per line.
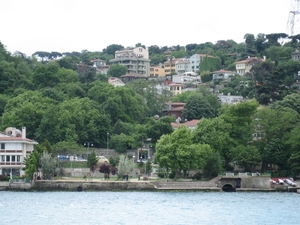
left=171, top=119, right=200, bottom=130
left=164, top=102, right=185, bottom=119
left=235, top=56, right=265, bottom=75
left=212, top=69, right=235, bottom=80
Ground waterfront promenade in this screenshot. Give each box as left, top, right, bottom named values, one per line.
left=2, top=176, right=299, bottom=192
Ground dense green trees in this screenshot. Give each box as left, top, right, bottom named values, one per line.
left=1, top=33, right=300, bottom=179
left=107, top=64, right=127, bottom=77
left=155, top=126, right=213, bottom=180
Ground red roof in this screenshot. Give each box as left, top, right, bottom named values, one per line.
left=0, top=136, right=37, bottom=143
left=171, top=119, right=200, bottom=128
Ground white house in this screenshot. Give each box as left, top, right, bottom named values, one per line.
left=218, top=93, right=244, bottom=104
left=0, top=127, right=38, bottom=177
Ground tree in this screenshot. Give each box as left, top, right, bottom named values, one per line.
left=155, top=126, right=212, bottom=180
left=40, top=151, right=57, bottom=179
left=146, top=116, right=174, bottom=147
left=99, top=164, right=111, bottom=179
left=244, top=33, right=257, bottom=56
left=0, top=91, right=56, bottom=139
left=254, top=106, right=299, bottom=171
left=117, top=154, right=135, bottom=180
left=219, top=100, right=259, bottom=158
left=265, top=33, right=288, bottom=47
left=110, top=133, right=132, bottom=153
left=35, top=97, right=111, bottom=146
left=181, top=94, right=216, bottom=120
left=87, top=150, right=99, bottom=168
left=230, top=145, right=261, bottom=172
left=203, top=151, right=223, bottom=179
left=102, top=87, right=148, bottom=125
left=287, top=125, right=300, bottom=175
left=192, top=117, right=234, bottom=168
left=32, top=62, right=60, bottom=89
left=102, top=44, right=124, bottom=55
left=107, top=64, right=128, bottom=77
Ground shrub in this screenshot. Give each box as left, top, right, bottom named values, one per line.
left=0, top=174, right=4, bottom=181
left=157, top=172, right=165, bottom=178
left=168, top=171, right=176, bottom=179
left=193, top=172, right=202, bottom=180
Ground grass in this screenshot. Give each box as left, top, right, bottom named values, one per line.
left=61, top=161, right=88, bottom=168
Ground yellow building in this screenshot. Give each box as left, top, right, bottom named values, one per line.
left=165, top=83, right=183, bottom=96
left=235, top=56, right=265, bottom=75
left=150, top=66, right=165, bottom=77
left=164, top=59, right=177, bottom=76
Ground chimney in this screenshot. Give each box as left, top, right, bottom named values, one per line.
left=22, top=127, right=26, bottom=139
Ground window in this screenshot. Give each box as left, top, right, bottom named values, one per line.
left=0, top=143, right=4, bottom=149
left=1, top=155, right=4, bottom=162
left=12, top=155, right=15, bottom=162
left=6, top=155, right=10, bottom=162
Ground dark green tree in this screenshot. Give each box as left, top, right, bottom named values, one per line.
left=107, top=64, right=128, bottom=77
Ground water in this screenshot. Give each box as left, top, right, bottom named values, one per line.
left=1, top=191, right=300, bottom=225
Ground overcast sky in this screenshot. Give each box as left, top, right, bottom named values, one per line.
left=0, top=0, right=292, bottom=56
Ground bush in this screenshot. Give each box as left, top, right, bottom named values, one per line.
left=168, top=171, right=176, bottom=179
left=157, top=172, right=165, bottom=178
left=0, top=174, right=4, bottom=181
left=193, top=172, right=202, bottom=180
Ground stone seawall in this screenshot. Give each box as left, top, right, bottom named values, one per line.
left=32, top=180, right=157, bottom=191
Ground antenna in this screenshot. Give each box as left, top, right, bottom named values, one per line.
left=287, top=0, right=300, bottom=35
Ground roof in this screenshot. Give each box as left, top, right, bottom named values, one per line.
left=0, top=136, right=38, bottom=144
left=168, top=106, right=184, bottom=112
left=120, top=73, right=148, bottom=78
left=166, top=83, right=183, bottom=87
left=167, top=102, right=186, bottom=106
left=171, top=119, right=201, bottom=129
left=211, top=69, right=234, bottom=74
left=235, top=57, right=264, bottom=64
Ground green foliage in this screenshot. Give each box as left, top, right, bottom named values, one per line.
left=109, top=156, right=119, bottom=167
left=1, top=91, right=56, bottom=139
left=181, top=94, right=217, bottom=120
left=230, top=145, right=261, bottom=171
left=35, top=97, right=110, bottom=146
left=87, top=150, right=99, bottom=167
left=193, top=117, right=233, bottom=165
left=117, top=154, right=135, bottom=179
left=200, top=56, right=221, bottom=72
left=110, top=133, right=132, bottom=153
left=107, top=64, right=128, bottom=77
left=155, top=126, right=213, bottom=180
left=40, top=151, right=57, bottom=178
left=200, top=71, right=213, bottom=82
left=145, top=116, right=174, bottom=146
left=203, top=151, right=223, bottom=179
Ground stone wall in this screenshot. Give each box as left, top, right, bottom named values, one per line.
left=240, top=177, right=271, bottom=189
left=32, top=180, right=156, bottom=191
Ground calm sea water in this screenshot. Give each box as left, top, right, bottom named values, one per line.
left=1, top=191, right=299, bottom=225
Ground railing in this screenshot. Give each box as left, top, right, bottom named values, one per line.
left=10, top=178, right=31, bottom=183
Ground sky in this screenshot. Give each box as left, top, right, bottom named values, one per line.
left=0, top=0, right=293, bottom=56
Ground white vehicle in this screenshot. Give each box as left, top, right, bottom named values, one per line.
left=97, top=156, right=109, bottom=164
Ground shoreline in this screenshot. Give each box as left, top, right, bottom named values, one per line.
left=1, top=178, right=299, bottom=193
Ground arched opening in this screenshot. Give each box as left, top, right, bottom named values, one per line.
left=222, top=184, right=236, bottom=192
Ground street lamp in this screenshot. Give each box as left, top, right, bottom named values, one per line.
left=107, top=132, right=109, bottom=157
left=84, top=142, right=93, bottom=160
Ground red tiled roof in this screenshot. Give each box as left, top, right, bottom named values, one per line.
left=169, top=106, right=184, bottom=111
left=171, top=119, right=201, bottom=128
left=211, top=69, right=234, bottom=74
left=0, top=136, right=37, bottom=143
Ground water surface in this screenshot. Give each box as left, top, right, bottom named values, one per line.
left=1, top=191, right=299, bottom=225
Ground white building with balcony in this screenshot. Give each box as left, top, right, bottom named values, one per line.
left=0, top=127, right=38, bottom=177
left=110, top=47, right=150, bottom=77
